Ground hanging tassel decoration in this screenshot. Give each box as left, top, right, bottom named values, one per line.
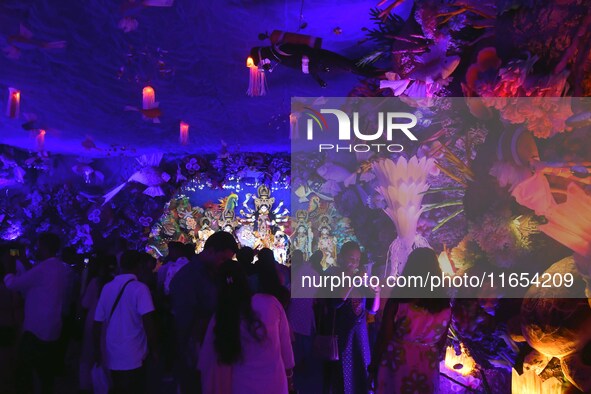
left=301, top=56, right=310, bottom=74
left=36, top=129, right=46, bottom=151
left=246, top=56, right=267, bottom=97
left=179, top=121, right=189, bottom=145
left=289, top=113, right=299, bottom=139
left=6, top=88, right=20, bottom=118
left=142, top=86, right=156, bottom=110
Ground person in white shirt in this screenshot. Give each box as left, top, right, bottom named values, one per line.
left=3, top=233, right=68, bottom=394
left=199, top=260, right=295, bottom=394
left=94, top=250, right=156, bottom=394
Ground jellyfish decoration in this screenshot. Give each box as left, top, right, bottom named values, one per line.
left=36, top=129, right=46, bottom=151
left=179, top=121, right=189, bottom=145
left=142, top=86, right=156, bottom=110
left=6, top=88, right=20, bottom=119
left=372, top=156, right=434, bottom=277
left=246, top=56, right=267, bottom=97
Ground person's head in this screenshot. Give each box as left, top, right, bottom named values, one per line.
left=202, top=231, right=238, bottom=268
left=403, top=247, right=440, bottom=278
left=214, top=260, right=265, bottom=364
left=339, top=241, right=362, bottom=275
left=139, top=252, right=157, bottom=272
left=236, top=247, right=255, bottom=265
left=184, top=243, right=196, bottom=257
left=309, top=250, right=324, bottom=273
left=257, top=248, right=275, bottom=264
left=112, top=236, right=127, bottom=253
left=61, top=247, right=78, bottom=265
left=119, top=250, right=142, bottom=275
left=166, top=241, right=185, bottom=262
left=291, top=250, right=304, bottom=266
left=257, top=254, right=289, bottom=306
left=402, top=247, right=450, bottom=312
left=36, top=232, right=61, bottom=261
left=88, top=252, right=116, bottom=287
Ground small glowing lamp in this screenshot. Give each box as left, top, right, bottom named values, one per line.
left=179, top=121, right=189, bottom=145
left=7, top=88, right=20, bottom=118
left=438, top=249, right=456, bottom=276
left=142, top=86, right=156, bottom=110
left=444, top=345, right=475, bottom=376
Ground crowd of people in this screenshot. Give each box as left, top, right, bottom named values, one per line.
left=0, top=231, right=452, bottom=394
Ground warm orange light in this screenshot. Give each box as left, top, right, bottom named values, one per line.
left=511, top=368, right=562, bottom=393
left=36, top=129, right=46, bottom=151
left=438, top=249, right=456, bottom=275
left=142, top=86, right=156, bottom=110
left=444, top=345, right=475, bottom=376
left=246, top=56, right=255, bottom=68
left=7, top=87, right=20, bottom=118
left=179, top=121, right=189, bottom=145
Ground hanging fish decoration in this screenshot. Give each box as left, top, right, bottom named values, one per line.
left=72, top=162, right=104, bottom=184
left=2, top=23, right=66, bottom=60
left=316, top=161, right=375, bottom=196
left=124, top=104, right=162, bottom=123
left=21, top=113, right=38, bottom=131
left=118, top=0, right=174, bottom=32
left=0, top=153, right=25, bottom=183
left=81, top=136, right=101, bottom=151
left=103, top=153, right=170, bottom=205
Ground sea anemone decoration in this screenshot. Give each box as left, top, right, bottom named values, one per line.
left=373, top=156, right=434, bottom=277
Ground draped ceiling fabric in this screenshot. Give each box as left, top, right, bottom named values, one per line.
left=0, top=0, right=376, bottom=155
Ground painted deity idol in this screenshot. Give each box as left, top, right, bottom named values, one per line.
left=273, top=230, right=290, bottom=265
left=291, top=210, right=313, bottom=260
left=240, top=185, right=289, bottom=249
left=196, top=217, right=215, bottom=253
left=317, top=215, right=337, bottom=270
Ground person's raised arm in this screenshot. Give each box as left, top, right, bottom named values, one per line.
left=4, top=262, right=41, bottom=292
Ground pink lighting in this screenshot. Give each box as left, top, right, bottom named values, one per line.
left=179, top=121, right=189, bottom=145
left=142, top=86, right=156, bottom=110
left=6, top=88, right=20, bottom=118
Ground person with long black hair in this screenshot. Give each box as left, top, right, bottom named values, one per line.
left=256, top=248, right=290, bottom=310
left=198, top=260, right=295, bottom=394
left=371, top=247, right=451, bottom=394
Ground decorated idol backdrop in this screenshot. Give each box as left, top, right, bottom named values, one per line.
left=147, top=181, right=291, bottom=263
left=0, top=144, right=290, bottom=258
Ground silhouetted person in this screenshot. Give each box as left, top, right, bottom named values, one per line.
left=169, top=232, right=238, bottom=394
left=4, top=233, right=68, bottom=394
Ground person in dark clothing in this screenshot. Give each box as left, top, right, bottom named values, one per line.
left=256, top=248, right=290, bottom=310
left=168, top=232, right=238, bottom=394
